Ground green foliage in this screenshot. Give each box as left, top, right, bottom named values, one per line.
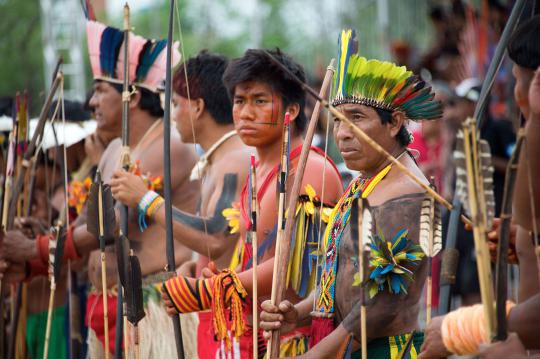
left=0, top=0, right=44, bottom=115
left=0, top=0, right=434, bottom=116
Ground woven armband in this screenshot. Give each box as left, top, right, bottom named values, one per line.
left=163, top=276, right=213, bottom=313
left=441, top=301, right=515, bottom=355
left=35, top=226, right=81, bottom=267
left=163, top=269, right=248, bottom=349
left=63, top=225, right=81, bottom=261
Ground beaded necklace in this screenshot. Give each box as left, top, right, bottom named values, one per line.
left=314, top=161, right=392, bottom=315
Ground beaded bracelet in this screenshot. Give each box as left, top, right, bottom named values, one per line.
left=137, top=191, right=163, bottom=232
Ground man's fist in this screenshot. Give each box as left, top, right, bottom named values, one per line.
left=260, top=300, right=299, bottom=340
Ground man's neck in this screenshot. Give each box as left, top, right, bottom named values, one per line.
left=256, top=131, right=303, bottom=171
left=362, top=145, right=406, bottom=178
left=198, top=121, right=236, bottom=153
left=128, top=111, right=157, bottom=147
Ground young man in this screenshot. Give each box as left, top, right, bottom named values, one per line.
left=161, top=49, right=343, bottom=357
left=0, top=20, right=200, bottom=357
left=109, top=51, right=251, bottom=357
left=420, top=15, right=540, bottom=359
left=259, top=29, right=443, bottom=358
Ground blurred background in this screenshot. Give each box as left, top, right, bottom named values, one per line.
left=0, top=0, right=494, bottom=115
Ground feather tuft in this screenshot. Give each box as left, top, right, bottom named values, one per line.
left=126, top=253, right=145, bottom=325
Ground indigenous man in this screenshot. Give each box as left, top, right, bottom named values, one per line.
left=161, top=49, right=343, bottom=357
left=0, top=20, right=200, bottom=358
left=110, top=50, right=251, bottom=357
left=420, top=15, right=540, bottom=359
left=260, top=29, right=443, bottom=358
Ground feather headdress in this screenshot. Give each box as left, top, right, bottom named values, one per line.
left=332, top=29, right=442, bottom=121
left=86, top=20, right=181, bottom=92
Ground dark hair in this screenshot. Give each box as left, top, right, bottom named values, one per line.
left=508, top=15, right=540, bottom=70
left=374, top=108, right=411, bottom=147
left=49, top=99, right=91, bottom=122
left=110, top=82, right=164, bottom=118
left=173, top=50, right=232, bottom=125
left=222, top=48, right=307, bottom=132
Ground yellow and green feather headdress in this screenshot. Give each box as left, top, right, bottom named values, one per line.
left=332, top=29, right=442, bottom=121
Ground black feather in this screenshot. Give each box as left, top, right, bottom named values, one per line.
left=87, top=171, right=117, bottom=249
left=126, top=254, right=145, bottom=325
left=116, top=234, right=130, bottom=288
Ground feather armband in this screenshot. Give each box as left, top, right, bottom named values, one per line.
left=364, top=229, right=424, bottom=298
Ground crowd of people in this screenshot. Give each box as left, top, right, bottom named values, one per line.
left=0, top=1, right=539, bottom=359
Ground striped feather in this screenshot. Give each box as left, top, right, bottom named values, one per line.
left=479, top=139, right=495, bottom=229
left=419, top=194, right=442, bottom=257
left=454, top=130, right=470, bottom=218
left=362, top=200, right=373, bottom=250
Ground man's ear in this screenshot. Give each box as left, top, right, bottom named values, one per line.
left=390, top=110, right=406, bottom=138
left=285, top=102, right=301, bottom=124
left=129, top=88, right=141, bottom=110
left=193, top=98, right=205, bottom=120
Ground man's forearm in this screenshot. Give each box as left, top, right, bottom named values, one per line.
left=514, top=114, right=540, bottom=230
left=295, top=293, right=315, bottom=327
left=508, top=292, right=540, bottom=349
left=515, top=226, right=540, bottom=301
left=151, top=173, right=238, bottom=257
left=153, top=205, right=230, bottom=258
left=72, top=224, right=99, bottom=255
left=305, top=324, right=351, bottom=358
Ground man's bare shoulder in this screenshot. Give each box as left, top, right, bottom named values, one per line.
left=369, top=156, right=427, bottom=205
left=214, top=147, right=252, bottom=175
left=170, top=131, right=198, bottom=165
left=301, top=150, right=343, bottom=196
left=98, top=137, right=122, bottom=182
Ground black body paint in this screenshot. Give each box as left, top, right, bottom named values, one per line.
left=172, top=173, right=237, bottom=233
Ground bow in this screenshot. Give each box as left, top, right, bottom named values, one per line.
left=4, top=93, right=27, bottom=359
left=248, top=154, right=259, bottom=358
left=114, top=4, right=132, bottom=358
left=439, top=0, right=528, bottom=316
left=350, top=198, right=371, bottom=359
left=494, top=127, right=524, bottom=340
left=266, top=59, right=335, bottom=357
left=266, top=112, right=291, bottom=357
left=87, top=171, right=117, bottom=359
left=162, top=1, right=185, bottom=357
left=43, top=75, right=71, bottom=359
left=456, top=118, right=497, bottom=340
left=0, top=69, right=63, bottom=359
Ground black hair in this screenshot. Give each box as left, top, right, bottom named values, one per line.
left=173, top=50, right=233, bottom=125
left=508, top=15, right=540, bottom=70
left=49, top=99, right=91, bottom=121
left=374, top=108, right=411, bottom=147
left=109, top=82, right=164, bottom=118
left=222, top=48, right=308, bottom=132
